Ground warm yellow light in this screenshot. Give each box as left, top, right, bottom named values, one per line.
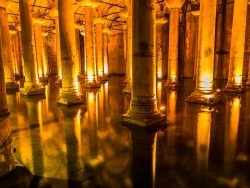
left=157, top=82, right=162, bottom=89
left=87, top=72, right=94, bottom=82
left=98, top=70, right=103, bottom=77
left=170, top=74, right=176, bottom=82
left=234, top=75, right=242, bottom=85
left=88, top=92, right=94, bottom=102
left=157, top=71, right=162, bottom=78
left=104, top=64, right=108, bottom=75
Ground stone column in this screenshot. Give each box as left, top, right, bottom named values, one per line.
left=156, top=17, right=168, bottom=80
left=121, top=0, right=166, bottom=128
left=51, top=6, right=62, bottom=84
left=122, top=1, right=132, bottom=93
left=57, top=0, right=82, bottom=106
left=9, top=28, right=19, bottom=79
left=81, top=0, right=101, bottom=89
left=33, top=17, right=47, bottom=82
left=165, top=0, right=184, bottom=88
left=224, top=0, right=248, bottom=92
left=247, top=60, right=250, bottom=86
left=186, top=0, right=220, bottom=105
left=19, top=0, right=45, bottom=96
left=191, top=10, right=200, bottom=82
left=0, top=1, right=19, bottom=91
left=103, top=29, right=109, bottom=76
left=94, top=18, right=107, bottom=81
left=42, top=31, right=49, bottom=77
left=74, top=26, right=81, bottom=77
left=0, top=28, right=15, bottom=177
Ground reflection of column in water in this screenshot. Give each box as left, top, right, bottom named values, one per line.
left=25, top=98, right=44, bottom=176
left=60, top=105, right=82, bottom=181
left=98, top=84, right=108, bottom=138
left=237, top=91, right=250, bottom=161
left=167, top=90, right=177, bottom=124
left=224, top=96, right=241, bottom=174
left=130, top=129, right=157, bottom=188
left=87, top=91, right=103, bottom=166
left=196, top=107, right=212, bottom=172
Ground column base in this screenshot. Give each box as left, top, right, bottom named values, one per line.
left=165, top=80, right=180, bottom=89
left=6, top=82, right=19, bottom=92
left=39, top=76, right=49, bottom=83
left=82, top=81, right=101, bottom=89
left=224, top=85, right=246, bottom=93
left=14, top=74, right=22, bottom=80
left=57, top=92, right=83, bottom=106
left=98, top=76, right=109, bottom=82
left=121, top=114, right=167, bottom=129
left=123, top=83, right=132, bottom=94
left=186, top=91, right=221, bottom=105
left=54, top=78, right=62, bottom=85
left=20, top=86, right=45, bottom=96
left=0, top=116, right=16, bottom=178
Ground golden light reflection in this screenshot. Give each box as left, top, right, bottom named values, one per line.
left=87, top=71, right=94, bottom=82
left=196, top=110, right=212, bottom=171
left=157, top=71, right=162, bottom=79
left=74, top=109, right=82, bottom=154
left=104, top=64, right=108, bottom=75
left=167, top=90, right=177, bottom=123
left=170, top=74, right=177, bottom=82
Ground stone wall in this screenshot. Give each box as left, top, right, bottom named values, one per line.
left=45, top=33, right=57, bottom=76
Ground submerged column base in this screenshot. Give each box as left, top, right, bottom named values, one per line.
left=186, top=90, right=221, bottom=105
left=224, top=84, right=246, bottom=93
left=98, top=75, right=109, bottom=82
left=57, top=90, right=83, bottom=106
left=6, top=82, right=19, bottom=92
left=0, top=116, right=16, bottom=178
left=121, top=114, right=166, bottom=129
left=20, top=86, right=45, bottom=96
left=39, top=76, right=49, bottom=83
left=165, top=80, right=180, bottom=89
left=54, top=77, right=62, bottom=85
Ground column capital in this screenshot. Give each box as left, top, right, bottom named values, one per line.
left=94, top=17, right=105, bottom=24
left=156, top=17, right=168, bottom=24
left=0, top=0, right=11, bottom=9
left=78, top=0, right=101, bottom=8
left=33, top=15, right=45, bottom=25
left=9, top=28, right=17, bottom=35
left=103, top=28, right=111, bottom=34
left=164, top=0, right=185, bottom=9
left=51, top=8, right=59, bottom=17
left=120, top=10, right=128, bottom=19
left=74, top=21, right=82, bottom=29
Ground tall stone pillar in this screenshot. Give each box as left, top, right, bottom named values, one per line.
left=94, top=18, right=107, bottom=81
left=57, top=0, right=82, bottom=106
left=224, top=0, right=248, bottom=92
left=33, top=17, right=47, bottom=82
left=186, top=0, right=220, bottom=105
left=0, top=28, right=15, bottom=177
left=103, top=28, right=109, bottom=76
left=246, top=60, right=250, bottom=86
left=0, top=1, right=19, bottom=91
left=42, top=31, right=49, bottom=77
left=9, top=28, right=19, bottom=78
left=74, top=26, right=81, bottom=77
left=165, top=0, right=184, bottom=88
left=191, top=9, right=200, bottom=82
left=156, top=17, right=168, bottom=80
left=51, top=4, right=62, bottom=84
left=19, top=0, right=45, bottom=96
left=81, top=0, right=101, bottom=89
left=121, top=0, right=166, bottom=128
left=122, top=1, right=132, bottom=93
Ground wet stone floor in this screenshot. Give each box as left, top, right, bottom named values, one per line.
left=0, top=76, right=250, bottom=188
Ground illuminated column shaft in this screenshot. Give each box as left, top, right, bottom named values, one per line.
left=56, top=17, right=61, bottom=78
left=121, top=0, right=165, bottom=127
left=156, top=18, right=167, bottom=79
left=165, top=8, right=181, bottom=87
left=95, top=20, right=104, bottom=78
left=192, top=11, right=200, bottom=81
left=0, top=28, right=15, bottom=176
left=0, top=4, right=19, bottom=90
left=42, top=32, right=48, bottom=76
left=225, top=0, right=248, bottom=92
left=33, top=22, right=45, bottom=79
left=123, top=0, right=133, bottom=93
left=186, top=0, right=220, bottom=105
left=9, top=30, right=18, bottom=75
left=19, top=0, right=37, bottom=87
left=84, top=6, right=100, bottom=88
left=75, top=28, right=80, bottom=76
left=17, top=30, right=24, bottom=77
left=247, top=60, right=250, bottom=86
left=57, top=0, right=82, bottom=106
left=103, top=30, right=108, bottom=75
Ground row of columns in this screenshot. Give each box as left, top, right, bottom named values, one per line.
left=122, top=0, right=250, bottom=128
